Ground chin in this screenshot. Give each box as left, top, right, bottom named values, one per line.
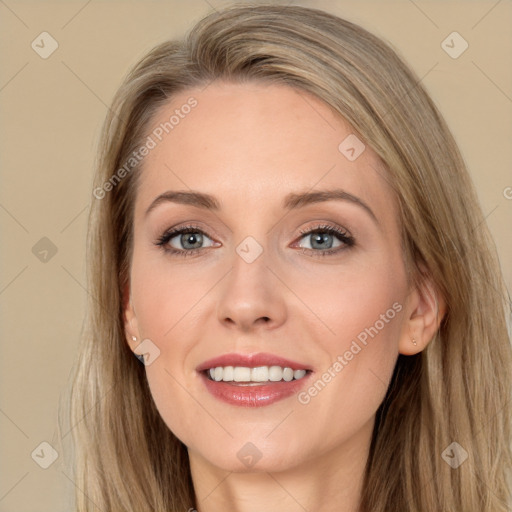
left=192, top=440, right=308, bottom=474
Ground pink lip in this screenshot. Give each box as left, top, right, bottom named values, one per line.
left=196, top=352, right=312, bottom=372
left=196, top=352, right=313, bottom=407
left=199, top=372, right=312, bottom=407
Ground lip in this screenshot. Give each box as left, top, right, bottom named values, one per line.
left=199, top=371, right=313, bottom=407
left=196, top=352, right=312, bottom=372
left=196, top=352, right=313, bottom=407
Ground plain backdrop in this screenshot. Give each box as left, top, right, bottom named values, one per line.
left=1, top=1, right=511, bottom=510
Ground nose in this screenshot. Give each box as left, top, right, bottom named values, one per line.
left=216, top=247, right=287, bottom=332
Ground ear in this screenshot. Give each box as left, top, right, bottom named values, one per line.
left=398, top=271, right=446, bottom=356
left=122, top=282, right=140, bottom=353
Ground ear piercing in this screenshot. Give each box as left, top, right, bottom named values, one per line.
left=412, top=337, right=417, bottom=346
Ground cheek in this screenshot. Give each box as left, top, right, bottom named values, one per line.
left=130, top=251, right=209, bottom=340
left=129, top=254, right=215, bottom=443
left=291, top=257, right=405, bottom=425
left=291, top=252, right=405, bottom=353
left=145, top=363, right=194, bottom=434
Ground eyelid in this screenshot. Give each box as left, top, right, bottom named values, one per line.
left=291, top=223, right=355, bottom=252
left=155, top=222, right=355, bottom=257
left=156, top=224, right=218, bottom=248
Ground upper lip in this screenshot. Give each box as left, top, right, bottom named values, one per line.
left=196, top=352, right=313, bottom=372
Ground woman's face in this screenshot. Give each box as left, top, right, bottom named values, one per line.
left=125, top=81, right=414, bottom=473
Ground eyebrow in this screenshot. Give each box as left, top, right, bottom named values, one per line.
left=144, top=188, right=378, bottom=224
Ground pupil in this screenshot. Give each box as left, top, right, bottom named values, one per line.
left=182, top=233, right=202, bottom=249
left=311, top=233, right=333, bottom=249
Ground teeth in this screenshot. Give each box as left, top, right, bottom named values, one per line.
left=294, top=369, right=306, bottom=380
left=251, top=366, right=268, bottom=382
left=222, top=366, right=234, bottom=381
left=283, top=367, right=294, bottom=382
left=207, top=366, right=308, bottom=383
left=234, top=367, right=251, bottom=382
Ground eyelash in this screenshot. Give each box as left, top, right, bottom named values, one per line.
left=154, top=223, right=356, bottom=258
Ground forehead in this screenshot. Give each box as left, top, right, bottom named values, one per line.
left=134, top=81, right=398, bottom=225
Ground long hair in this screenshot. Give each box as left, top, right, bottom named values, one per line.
left=64, top=3, right=512, bottom=510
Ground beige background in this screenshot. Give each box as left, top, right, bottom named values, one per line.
left=1, top=0, right=511, bottom=510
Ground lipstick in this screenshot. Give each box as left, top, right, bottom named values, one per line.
left=196, top=352, right=313, bottom=407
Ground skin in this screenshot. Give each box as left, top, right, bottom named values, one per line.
left=124, top=81, right=445, bottom=512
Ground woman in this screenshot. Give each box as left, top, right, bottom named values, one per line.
left=67, top=3, right=512, bottom=511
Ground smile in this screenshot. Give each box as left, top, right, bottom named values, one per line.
left=206, top=365, right=308, bottom=383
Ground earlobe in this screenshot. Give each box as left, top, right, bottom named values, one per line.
left=398, top=276, right=446, bottom=356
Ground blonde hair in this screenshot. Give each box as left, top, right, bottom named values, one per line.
left=64, top=3, right=512, bottom=511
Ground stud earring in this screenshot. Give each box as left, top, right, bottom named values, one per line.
left=412, top=337, right=417, bottom=346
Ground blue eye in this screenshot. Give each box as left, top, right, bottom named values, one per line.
left=155, top=223, right=355, bottom=258
left=296, top=224, right=355, bottom=257
left=155, top=225, right=215, bottom=256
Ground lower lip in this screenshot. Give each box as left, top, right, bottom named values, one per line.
left=199, top=371, right=312, bottom=407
